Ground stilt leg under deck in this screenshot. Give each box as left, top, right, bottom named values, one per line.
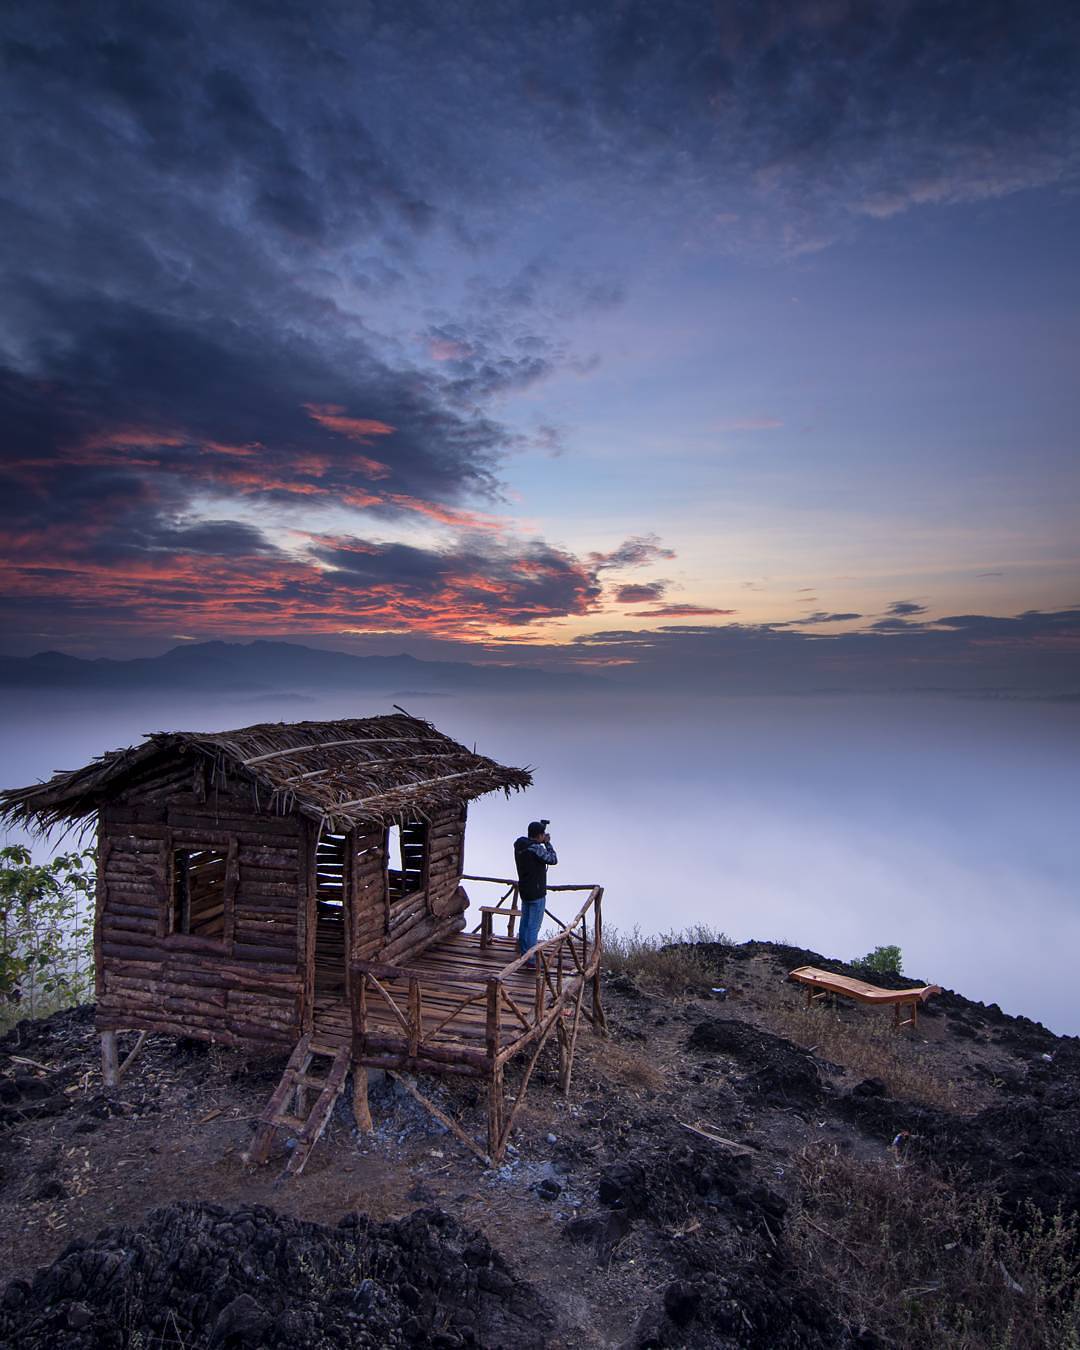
left=352, top=1066, right=373, bottom=1132
left=591, top=969, right=607, bottom=1036
left=100, top=1031, right=119, bottom=1087
left=487, top=1065, right=505, bottom=1162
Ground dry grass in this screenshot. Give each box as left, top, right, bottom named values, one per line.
left=583, top=1038, right=667, bottom=1092
left=602, top=924, right=731, bottom=997
left=759, top=995, right=966, bottom=1111
left=790, top=1144, right=1080, bottom=1349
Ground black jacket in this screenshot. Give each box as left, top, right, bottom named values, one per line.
left=514, top=836, right=557, bottom=902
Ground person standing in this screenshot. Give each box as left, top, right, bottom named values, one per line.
left=513, top=821, right=557, bottom=966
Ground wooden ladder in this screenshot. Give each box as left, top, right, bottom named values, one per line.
left=245, top=1034, right=351, bottom=1176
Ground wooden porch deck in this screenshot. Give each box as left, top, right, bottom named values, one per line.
left=250, top=880, right=605, bottom=1169
left=308, top=930, right=537, bottom=1057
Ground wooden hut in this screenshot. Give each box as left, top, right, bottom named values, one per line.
left=0, top=714, right=605, bottom=1169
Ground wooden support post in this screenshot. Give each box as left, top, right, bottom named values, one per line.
left=559, top=979, right=585, bottom=1096
left=480, top=908, right=492, bottom=949
left=488, top=1064, right=504, bottom=1161
left=100, top=1030, right=119, bottom=1088
left=352, top=1066, right=373, bottom=1132
left=591, top=888, right=607, bottom=1036
left=485, top=976, right=503, bottom=1161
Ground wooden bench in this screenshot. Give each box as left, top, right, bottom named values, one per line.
left=788, top=965, right=942, bottom=1029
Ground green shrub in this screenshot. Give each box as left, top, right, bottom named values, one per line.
left=0, top=844, right=95, bottom=1027
left=856, top=943, right=903, bottom=975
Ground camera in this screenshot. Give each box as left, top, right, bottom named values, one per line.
left=539, top=818, right=550, bottom=830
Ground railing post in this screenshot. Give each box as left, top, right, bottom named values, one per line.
left=591, top=888, right=607, bottom=1036
left=480, top=909, right=492, bottom=949
left=535, top=954, right=545, bottom=1022
left=507, top=885, right=519, bottom=940
left=485, top=978, right=502, bottom=1062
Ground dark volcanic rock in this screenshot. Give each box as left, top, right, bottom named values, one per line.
left=0, top=1202, right=551, bottom=1349
left=840, top=1043, right=1080, bottom=1221
left=686, top=1017, right=823, bottom=1107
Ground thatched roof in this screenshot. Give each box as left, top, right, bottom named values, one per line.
left=0, top=713, right=532, bottom=834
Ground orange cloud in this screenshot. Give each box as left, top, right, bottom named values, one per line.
left=303, top=402, right=395, bottom=452
left=384, top=493, right=507, bottom=532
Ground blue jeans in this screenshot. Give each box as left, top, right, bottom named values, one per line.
left=518, top=896, right=546, bottom=963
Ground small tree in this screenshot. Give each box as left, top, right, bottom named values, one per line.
left=0, top=844, right=96, bottom=1021
left=856, top=944, right=903, bottom=976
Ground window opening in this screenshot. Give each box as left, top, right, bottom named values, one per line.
left=315, top=831, right=349, bottom=994
left=315, top=831, right=348, bottom=910
left=172, top=847, right=228, bottom=939
left=387, top=820, right=428, bottom=902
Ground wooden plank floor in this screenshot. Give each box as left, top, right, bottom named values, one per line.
left=311, top=930, right=547, bottom=1056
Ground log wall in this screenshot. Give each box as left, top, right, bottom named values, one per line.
left=95, top=763, right=305, bottom=1048
left=349, top=804, right=468, bottom=968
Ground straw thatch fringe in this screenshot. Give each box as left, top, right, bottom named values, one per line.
left=0, top=713, right=532, bottom=835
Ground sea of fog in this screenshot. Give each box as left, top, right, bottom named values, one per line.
left=2, top=688, right=1077, bottom=1034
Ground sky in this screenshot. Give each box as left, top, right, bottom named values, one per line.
left=2, top=0, right=1078, bottom=692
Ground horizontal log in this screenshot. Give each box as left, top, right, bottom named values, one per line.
left=236, top=918, right=297, bottom=937
left=106, top=974, right=228, bottom=1005
left=227, top=987, right=300, bottom=1010
left=103, top=882, right=162, bottom=901
left=102, top=915, right=158, bottom=935
left=386, top=910, right=430, bottom=948
left=380, top=913, right=465, bottom=965
left=103, top=820, right=170, bottom=839
left=388, top=895, right=426, bottom=924
left=224, top=1018, right=295, bottom=1044
left=105, top=900, right=159, bottom=920
left=104, top=853, right=158, bottom=873
left=238, top=846, right=299, bottom=866
left=234, top=923, right=294, bottom=947
left=236, top=879, right=297, bottom=898
left=353, top=1055, right=482, bottom=1078
left=162, top=994, right=231, bottom=1018
left=235, top=905, right=296, bottom=924
left=240, top=865, right=300, bottom=886
left=95, top=1012, right=243, bottom=1047
left=229, top=943, right=299, bottom=967
left=167, top=811, right=299, bottom=836
left=102, top=940, right=164, bottom=963
left=356, top=1036, right=487, bottom=1068
left=165, top=960, right=300, bottom=989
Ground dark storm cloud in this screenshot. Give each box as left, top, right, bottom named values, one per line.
left=590, top=535, right=677, bottom=571
left=630, top=604, right=737, bottom=618
left=614, top=582, right=669, bottom=604
left=779, top=611, right=863, bottom=626
left=2, top=524, right=682, bottom=647
left=310, top=534, right=602, bottom=627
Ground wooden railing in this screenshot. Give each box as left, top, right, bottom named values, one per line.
left=349, top=882, right=603, bottom=1068
left=349, top=880, right=605, bottom=1161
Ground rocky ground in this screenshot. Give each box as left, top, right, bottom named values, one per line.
left=0, top=941, right=1076, bottom=1348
